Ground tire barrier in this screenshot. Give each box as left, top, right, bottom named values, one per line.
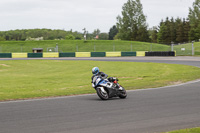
left=12, top=53, right=27, bottom=58
left=75, top=52, right=91, bottom=57
left=28, top=53, right=43, bottom=58
left=91, top=52, right=106, bottom=57
left=59, top=52, right=75, bottom=57
left=136, top=51, right=146, bottom=57
left=0, top=51, right=176, bottom=58
left=121, top=52, right=136, bottom=57
left=106, top=52, right=121, bottom=57
left=0, top=53, right=12, bottom=58
left=145, top=51, right=176, bottom=56
left=43, top=52, right=59, bottom=58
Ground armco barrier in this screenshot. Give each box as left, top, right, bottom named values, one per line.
left=43, top=52, right=59, bottom=58
left=12, top=53, right=27, bottom=58
left=106, top=52, right=121, bottom=57
left=59, top=52, right=75, bottom=57
left=76, top=52, right=91, bottom=57
left=0, top=53, right=12, bottom=58
left=121, top=52, right=136, bottom=56
left=136, top=51, right=146, bottom=56
left=91, top=52, right=105, bottom=57
left=145, top=51, right=176, bottom=56
left=28, top=53, right=43, bottom=58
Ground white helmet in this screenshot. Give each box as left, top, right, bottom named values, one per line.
left=92, top=67, right=99, bottom=75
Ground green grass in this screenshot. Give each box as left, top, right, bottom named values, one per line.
left=0, top=39, right=199, bottom=55
left=0, top=60, right=200, bottom=101
left=0, top=40, right=171, bottom=53
left=194, top=42, right=200, bottom=55
left=164, top=127, right=200, bottom=133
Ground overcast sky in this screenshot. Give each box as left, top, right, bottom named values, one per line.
left=0, top=0, right=195, bottom=33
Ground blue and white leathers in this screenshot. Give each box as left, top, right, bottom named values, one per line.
left=92, top=76, right=113, bottom=88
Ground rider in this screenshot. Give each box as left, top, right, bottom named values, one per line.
left=91, top=67, right=108, bottom=82
left=91, top=67, right=118, bottom=83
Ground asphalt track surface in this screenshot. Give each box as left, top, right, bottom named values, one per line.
left=0, top=57, right=200, bottom=133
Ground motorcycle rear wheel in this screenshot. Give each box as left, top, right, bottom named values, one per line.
left=96, top=87, right=109, bottom=100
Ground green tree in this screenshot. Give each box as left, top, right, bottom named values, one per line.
left=183, top=18, right=190, bottom=43
left=113, top=33, right=121, bottom=40
left=149, top=26, right=158, bottom=43
left=109, top=25, right=118, bottom=40
left=157, top=23, right=168, bottom=44
left=136, top=26, right=150, bottom=42
left=99, top=33, right=109, bottom=40
left=176, top=18, right=184, bottom=43
left=72, top=31, right=83, bottom=40
left=169, top=17, right=176, bottom=43
left=0, top=36, right=5, bottom=41
left=66, top=34, right=75, bottom=40
left=116, top=0, right=149, bottom=41
left=188, top=0, right=200, bottom=41
left=157, top=17, right=190, bottom=44
left=164, top=17, right=172, bottom=44
left=92, top=29, right=101, bottom=39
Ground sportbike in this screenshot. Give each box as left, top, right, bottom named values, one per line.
left=92, top=76, right=127, bottom=100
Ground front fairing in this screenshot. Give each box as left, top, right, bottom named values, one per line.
left=92, top=76, right=125, bottom=98
left=92, top=76, right=110, bottom=87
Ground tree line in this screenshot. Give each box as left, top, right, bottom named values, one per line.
left=0, top=28, right=109, bottom=41
left=112, top=0, right=200, bottom=44
left=0, top=0, right=200, bottom=45
left=151, top=17, right=190, bottom=44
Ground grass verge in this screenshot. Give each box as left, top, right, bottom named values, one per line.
left=0, top=60, right=200, bottom=101
left=1, top=40, right=200, bottom=55
left=194, top=42, right=200, bottom=55
left=0, top=40, right=170, bottom=52
left=164, top=127, right=200, bottom=133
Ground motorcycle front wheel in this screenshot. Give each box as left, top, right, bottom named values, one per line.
left=118, top=90, right=127, bottom=99
left=96, top=87, right=109, bottom=100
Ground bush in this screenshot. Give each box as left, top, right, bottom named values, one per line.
left=66, top=35, right=75, bottom=40
left=0, top=36, right=5, bottom=41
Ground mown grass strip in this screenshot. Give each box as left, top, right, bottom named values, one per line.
left=0, top=60, right=200, bottom=101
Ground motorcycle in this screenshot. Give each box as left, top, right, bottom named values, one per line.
left=92, top=76, right=127, bottom=100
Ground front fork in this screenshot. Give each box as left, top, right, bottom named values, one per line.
left=98, top=87, right=107, bottom=94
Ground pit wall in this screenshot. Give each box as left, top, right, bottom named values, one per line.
left=0, top=51, right=176, bottom=58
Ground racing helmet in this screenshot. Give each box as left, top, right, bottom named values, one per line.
left=92, top=67, right=99, bottom=75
